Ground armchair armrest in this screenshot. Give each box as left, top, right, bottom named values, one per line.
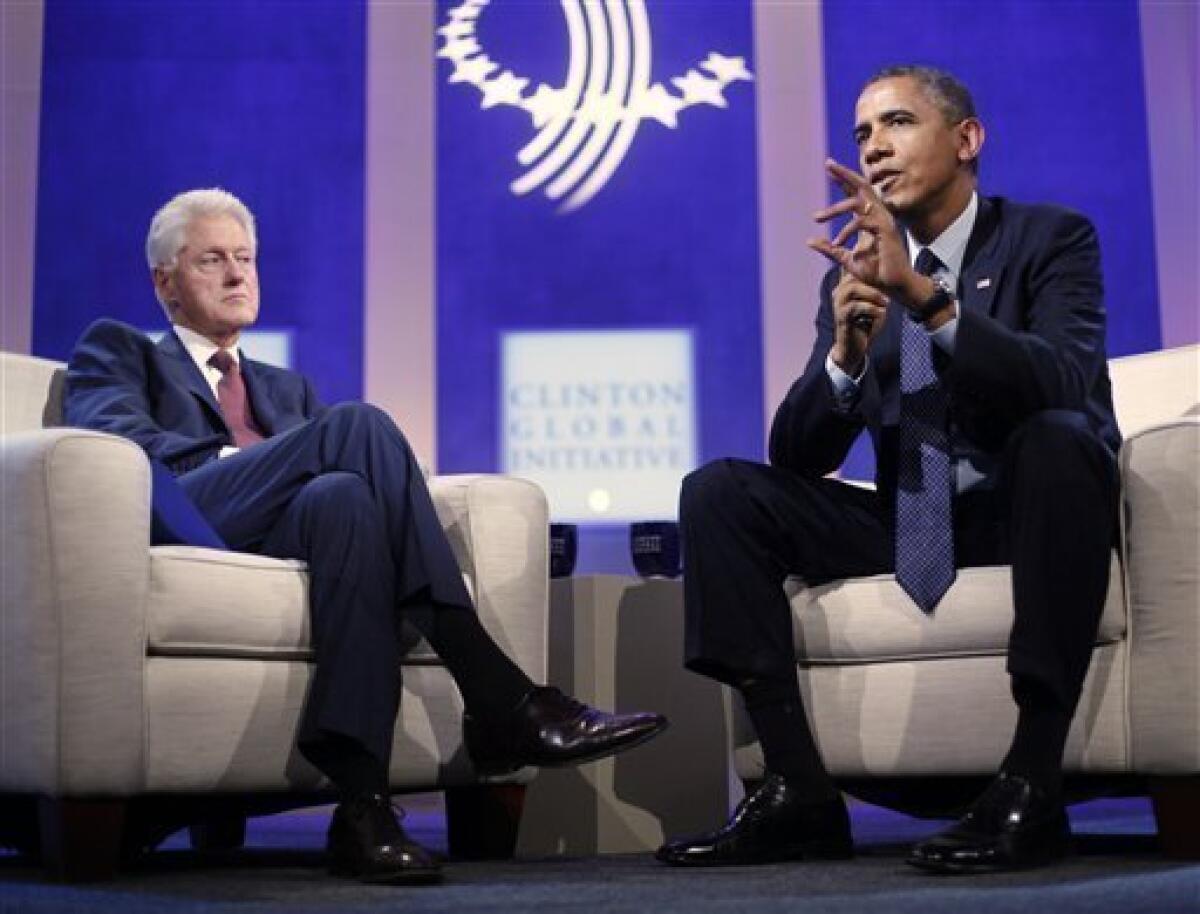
left=426, top=474, right=549, bottom=684
left=1121, top=418, right=1200, bottom=772
left=1, top=429, right=151, bottom=795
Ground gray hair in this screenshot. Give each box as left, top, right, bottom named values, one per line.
left=145, top=187, right=257, bottom=270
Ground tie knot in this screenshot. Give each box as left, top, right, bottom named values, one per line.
left=914, top=248, right=943, bottom=277
left=209, top=349, right=236, bottom=375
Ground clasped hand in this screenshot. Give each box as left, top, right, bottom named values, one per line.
left=806, top=159, right=928, bottom=375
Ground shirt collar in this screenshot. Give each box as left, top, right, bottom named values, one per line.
left=906, top=191, right=978, bottom=282
left=173, top=324, right=240, bottom=375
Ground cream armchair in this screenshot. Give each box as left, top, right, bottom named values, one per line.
left=730, top=344, right=1200, bottom=855
left=0, top=351, right=549, bottom=879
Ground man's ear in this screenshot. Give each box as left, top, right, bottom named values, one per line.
left=958, top=117, right=985, bottom=169
left=152, top=266, right=176, bottom=308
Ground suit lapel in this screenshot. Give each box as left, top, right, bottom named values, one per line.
left=958, top=196, right=1005, bottom=317
left=157, top=330, right=228, bottom=432
left=238, top=357, right=282, bottom=436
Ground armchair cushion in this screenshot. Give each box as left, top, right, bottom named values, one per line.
left=791, top=554, right=1125, bottom=664
left=147, top=547, right=310, bottom=659
left=146, top=546, right=470, bottom=662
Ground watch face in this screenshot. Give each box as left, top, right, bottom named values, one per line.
left=911, top=273, right=955, bottom=322
left=933, top=272, right=955, bottom=295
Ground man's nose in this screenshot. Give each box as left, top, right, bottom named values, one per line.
left=224, top=257, right=247, bottom=283
left=862, top=134, right=891, bottom=166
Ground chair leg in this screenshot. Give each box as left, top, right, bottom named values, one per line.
left=1150, top=776, right=1200, bottom=859
left=37, top=797, right=126, bottom=882
left=0, top=795, right=40, bottom=859
left=189, top=814, right=248, bottom=852
left=444, top=784, right=527, bottom=860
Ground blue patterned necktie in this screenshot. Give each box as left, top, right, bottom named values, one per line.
left=895, top=248, right=955, bottom=612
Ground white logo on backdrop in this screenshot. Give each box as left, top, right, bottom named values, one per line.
left=438, top=0, right=754, bottom=212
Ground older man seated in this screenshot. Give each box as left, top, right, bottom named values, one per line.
left=65, top=188, right=668, bottom=885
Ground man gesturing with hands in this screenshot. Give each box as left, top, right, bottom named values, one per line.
left=657, top=66, right=1120, bottom=874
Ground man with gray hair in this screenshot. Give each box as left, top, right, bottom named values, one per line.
left=65, top=188, right=667, bottom=885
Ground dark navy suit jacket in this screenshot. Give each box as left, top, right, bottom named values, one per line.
left=65, top=318, right=326, bottom=545
left=768, top=196, right=1121, bottom=504
left=66, top=318, right=324, bottom=476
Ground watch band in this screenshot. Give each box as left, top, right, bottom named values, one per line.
left=909, top=276, right=955, bottom=323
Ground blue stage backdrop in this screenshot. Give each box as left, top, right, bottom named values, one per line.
left=435, top=0, right=763, bottom=518
left=31, top=0, right=365, bottom=405
left=820, top=0, right=1161, bottom=479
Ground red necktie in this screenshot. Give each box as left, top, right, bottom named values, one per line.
left=209, top=349, right=265, bottom=448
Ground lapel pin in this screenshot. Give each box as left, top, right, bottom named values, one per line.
left=976, top=277, right=992, bottom=290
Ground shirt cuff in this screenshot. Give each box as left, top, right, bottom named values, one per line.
left=219, top=445, right=241, bottom=459
left=927, top=300, right=960, bottom=353
left=825, top=352, right=866, bottom=409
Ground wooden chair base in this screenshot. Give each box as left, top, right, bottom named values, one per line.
left=37, top=797, right=127, bottom=882
left=1150, top=775, right=1200, bottom=858
left=444, top=784, right=527, bottom=860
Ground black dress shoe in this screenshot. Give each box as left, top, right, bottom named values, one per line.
left=655, top=775, right=853, bottom=866
left=907, top=772, right=1071, bottom=874
left=464, top=685, right=667, bottom=774
left=327, top=794, right=442, bottom=884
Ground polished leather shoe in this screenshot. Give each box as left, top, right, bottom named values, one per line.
left=464, top=685, right=667, bottom=774
left=907, top=772, right=1071, bottom=873
left=327, top=794, right=442, bottom=884
left=656, top=775, right=853, bottom=866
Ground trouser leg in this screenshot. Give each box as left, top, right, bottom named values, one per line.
left=997, top=409, right=1119, bottom=786
left=680, top=458, right=893, bottom=685
left=258, top=472, right=400, bottom=771
left=999, top=409, right=1119, bottom=711
left=180, top=404, right=530, bottom=725
left=680, top=459, right=892, bottom=792
left=181, top=402, right=470, bottom=609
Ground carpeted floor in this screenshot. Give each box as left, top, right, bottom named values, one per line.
left=2, top=796, right=1198, bottom=913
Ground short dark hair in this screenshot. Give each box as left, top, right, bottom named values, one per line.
left=865, top=65, right=979, bottom=172
left=866, top=65, right=976, bottom=124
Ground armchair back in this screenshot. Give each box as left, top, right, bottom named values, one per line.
left=1108, top=344, right=1199, bottom=435
left=1, top=352, right=66, bottom=433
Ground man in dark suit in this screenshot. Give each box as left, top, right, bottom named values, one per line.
left=656, top=66, right=1119, bottom=873
left=65, top=188, right=666, bottom=885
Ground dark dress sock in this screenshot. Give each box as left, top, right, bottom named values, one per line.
left=741, top=678, right=839, bottom=803
left=415, top=605, right=534, bottom=721
left=302, top=733, right=389, bottom=800
left=1001, top=679, right=1072, bottom=796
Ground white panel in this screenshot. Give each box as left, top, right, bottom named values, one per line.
left=502, top=330, right=697, bottom=522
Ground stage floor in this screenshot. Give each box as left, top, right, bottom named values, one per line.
left=2, top=795, right=1197, bottom=913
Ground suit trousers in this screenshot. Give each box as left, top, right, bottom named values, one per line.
left=681, top=409, right=1119, bottom=715
left=179, top=402, right=473, bottom=764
